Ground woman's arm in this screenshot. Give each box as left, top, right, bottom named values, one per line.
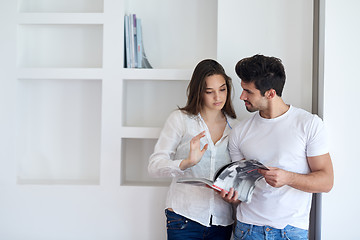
left=148, top=111, right=186, bottom=178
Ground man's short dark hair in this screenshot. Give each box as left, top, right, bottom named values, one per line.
left=235, top=54, right=286, bottom=96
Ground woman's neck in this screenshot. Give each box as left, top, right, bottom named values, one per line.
left=200, top=109, right=225, bottom=123
left=200, top=109, right=227, bottom=145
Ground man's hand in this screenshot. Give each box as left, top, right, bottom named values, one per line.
left=258, top=153, right=334, bottom=193
left=258, top=167, right=294, bottom=188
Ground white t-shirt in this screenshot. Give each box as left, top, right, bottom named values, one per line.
left=228, top=105, right=328, bottom=229
left=149, top=110, right=239, bottom=227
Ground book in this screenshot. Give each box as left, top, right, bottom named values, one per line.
left=177, top=159, right=269, bottom=203
left=132, top=14, right=138, bottom=68
left=136, top=17, right=152, bottom=68
left=124, top=15, right=130, bottom=68
left=124, top=13, right=152, bottom=68
left=141, top=41, right=153, bottom=68
left=136, top=18, right=143, bottom=68
left=129, top=14, right=135, bottom=68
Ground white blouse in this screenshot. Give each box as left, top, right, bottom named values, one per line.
left=148, top=110, right=238, bottom=227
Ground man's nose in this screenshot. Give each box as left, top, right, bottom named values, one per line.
left=240, top=92, right=246, bottom=100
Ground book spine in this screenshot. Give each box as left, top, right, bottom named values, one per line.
left=212, top=185, right=225, bottom=192
left=129, top=14, right=135, bottom=68
left=124, top=14, right=130, bottom=68
left=136, top=18, right=143, bottom=68
left=132, top=14, right=138, bottom=68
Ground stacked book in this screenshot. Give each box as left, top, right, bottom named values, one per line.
left=124, top=14, right=152, bottom=68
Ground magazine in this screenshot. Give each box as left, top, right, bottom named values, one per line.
left=177, top=159, right=269, bottom=203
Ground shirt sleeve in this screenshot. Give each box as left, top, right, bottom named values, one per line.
left=148, top=110, right=187, bottom=178
left=306, top=114, right=329, bottom=157
left=228, top=125, right=244, bottom=162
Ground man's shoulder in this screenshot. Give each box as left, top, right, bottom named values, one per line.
left=232, top=114, right=256, bottom=131
left=289, top=106, right=324, bottom=131
left=290, top=106, right=320, bottom=121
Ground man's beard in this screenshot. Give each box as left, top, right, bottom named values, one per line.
left=245, top=101, right=257, bottom=113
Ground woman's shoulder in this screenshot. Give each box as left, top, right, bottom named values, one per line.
left=166, top=109, right=198, bottom=123
left=226, top=117, right=239, bottom=128
left=169, top=109, right=188, bottom=118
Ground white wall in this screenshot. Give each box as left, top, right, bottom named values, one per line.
left=0, top=1, right=316, bottom=239
left=321, top=0, right=360, bottom=239
left=0, top=1, right=169, bottom=239
left=218, top=0, right=314, bottom=120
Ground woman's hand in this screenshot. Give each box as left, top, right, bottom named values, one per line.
left=179, top=131, right=208, bottom=170
left=220, top=188, right=241, bottom=205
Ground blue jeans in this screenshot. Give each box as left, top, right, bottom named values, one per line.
left=234, top=221, right=308, bottom=240
left=165, top=209, right=233, bottom=240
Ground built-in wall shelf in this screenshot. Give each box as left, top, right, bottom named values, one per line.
left=123, top=0, right=217, bottom=69
left=17, top=13, right=105, bottom=24
left=121, top=127, right=161, bottom=139
left=15, top=0, right=217, bottom=187
left=121, top=68, right=192, bottom=80
left=17, top=24, right=103, bottom=68
left=121, top=138, right=171, bottom=186
left=18, top=0, right=104, bottom=13
left=122, top=79, right=189, bottom=128
left=16, top=79, right=102, bottom=185
left=17, top=68, right=103, bottom=79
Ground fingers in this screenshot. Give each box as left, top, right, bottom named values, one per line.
left=185, top=131, right=208, bottom=169
left=192, top=131, right=206, bottom=141
left=220, top=188, right=240, bottom=204
left=190, top=131, right=207, bottom=151
left=227, top=188, right=237, bottom=200
left=261, top=167, right=289, bottom=188
left=201, top=144, right=208, bottom=153
left=220, top=189, right=228, bottom=198
left=232, top=189, right=239, bottom=200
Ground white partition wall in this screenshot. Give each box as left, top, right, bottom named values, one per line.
left=0, top=0, right=316, bottom=239
left=217, top=0, right=314, bottom=119
left=1, top=0, right=217, bottom=239
left=321, top=0, right=360, bottom=239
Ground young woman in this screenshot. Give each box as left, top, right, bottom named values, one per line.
left=148, top=59, right=238, bottom=240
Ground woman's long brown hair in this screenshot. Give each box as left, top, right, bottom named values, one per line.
left=179, top=59, right=236, bottom=119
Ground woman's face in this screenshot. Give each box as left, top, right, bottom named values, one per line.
left=202, top=74, right=227, bottom=112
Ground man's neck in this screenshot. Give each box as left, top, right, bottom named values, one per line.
left=259, top=98, right=290, bottom=119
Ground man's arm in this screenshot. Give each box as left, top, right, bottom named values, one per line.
left=258, top=153, right=334, bottom=193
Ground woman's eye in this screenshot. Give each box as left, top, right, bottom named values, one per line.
left=205, top=91, right=212, bottom=94
left=220, top=88, right=226, bottom=92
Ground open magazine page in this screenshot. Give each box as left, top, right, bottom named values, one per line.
left=176, top=178, right=214, bottom=187
left=213, top=160, right=267, bottom=203
left=177, top=159, right=268, bottom=203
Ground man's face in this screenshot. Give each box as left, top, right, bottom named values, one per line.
left=240, top=81, right=268, bottom=112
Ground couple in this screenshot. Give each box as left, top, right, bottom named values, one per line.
left=148, top=54, right=334, bottom=240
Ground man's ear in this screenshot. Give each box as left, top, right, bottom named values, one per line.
left=265, top=89, right=276, bottom=99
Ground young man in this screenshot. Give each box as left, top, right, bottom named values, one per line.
left=221, top=54, right=334, bottom=240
